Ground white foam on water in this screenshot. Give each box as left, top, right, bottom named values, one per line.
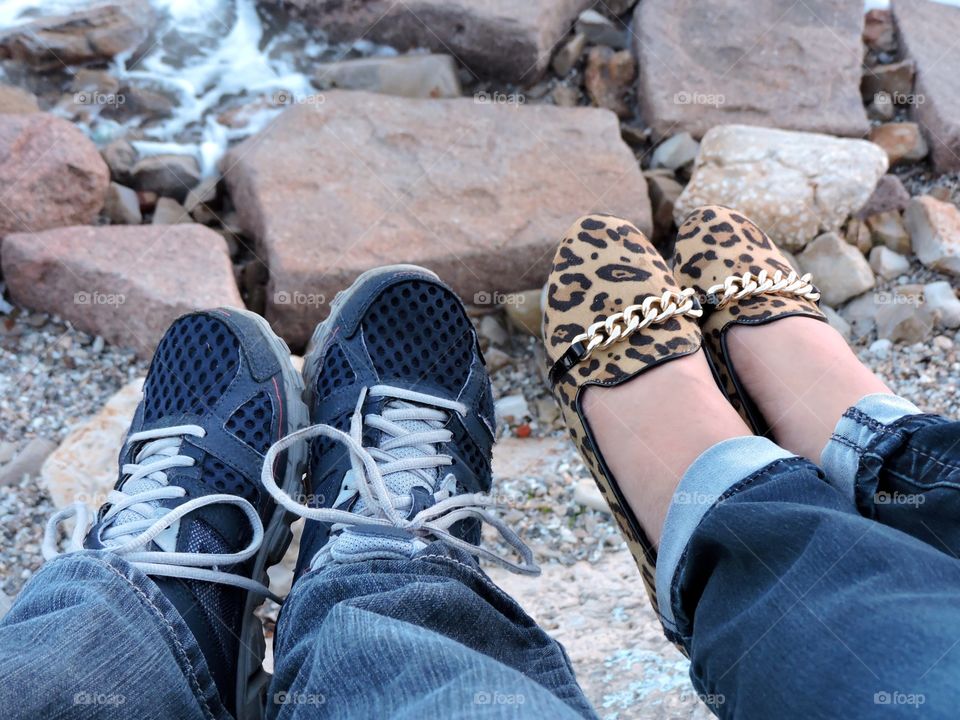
left=0, top=0, right=372, bottom=175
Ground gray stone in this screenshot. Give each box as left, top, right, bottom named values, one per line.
left=313, top=54, right=461, bottom=99
left=841, top=292, right=880, bottom=340
left=103, top=182, right=142, bottom=224
left=857, top=174, right=911, bottom=218
left=924, top=281, right=960, bottom=328
left=876, top=298, right=935, bottom=343
left=576, top=9, right=627, bottom=49
left=101, top=139, right=137, bottom=185
left=132, top=154, right=201, bottom=202
left=866, top=210, right=911, bottom=254
left=675, top=125, right=888, bottom=251
left=633, top=0, right=868, bottom=140
left=869, top=245, right=910, bottom=279
left=151, top=197, right=192, bottom=224
left=905, top=195, right=960, bottom=276
left=650, top=132, right=699, bottom=171
left=797, top=232, right=875, bottom=306
left=0, top=438, right=57, bottom=486
left=552, top=33, right=587, bottom=76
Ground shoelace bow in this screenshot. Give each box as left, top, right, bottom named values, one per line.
left=43, top=425, right=276, bottom=599
left=261, top=384, right=540, bottom=576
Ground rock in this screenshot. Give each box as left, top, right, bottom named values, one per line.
left=0, top=438, right=58, bottom=487
left=494, top=394, right=530, bottom=424
left=797, top=232, right=875, bottom=306
left=551, top=85, right=580, bottom=107
left=892, top=0, right=960, bottom=171
left=876, top=297, right=935, bottom=343
left=224, top=92, right=651, bottom=347
left=484, top=347, right=512, bottom=373
left=552, top=33, right=587, bottom=76
left=573, top=479, right=611, bottom=514
left=864, top=8, right=898, bottom=53
left=869, top=338, right=894, bottom=359
left=925, top=281, right=960, bottom=328
left=0, top=0, right=153, bottom=68
left=866, top=210, right=911, bottom=254
left=101, top=139, right=137, bottom=184
left=576, top=9, right=627, bottom=49
left=478, top=315, right=509, bottom=346
left=0, top=83, right=40, bottom=113
left=645, top=172, right=684, bottom=244
left=2, top=225, right=243, bottom=358
left=0, top=114, right=108, bottom=236
left=821, top=304, right=851, bottom=339
left=869, top=245, right=910, bottom=279
left=857, top=174, right=911, bottom=218
left=503, top=289, right=543, bottom=336
left=312, top=54, right=460, bottom=99
left=933, top=334, right=954, bottom=352
left=905, top=196, right=960, bottom=276
left=40, top=379, right=143, bottom=509
left=861, top=59, right=915, bottom=104
left=869, top=122, right=928, bottom=165
left=277, top=0, right=593, bottom=83
left=633, top=0, right=868, bottom=141
left=583, top=47, right=635, bottom=118
left=675, top=125, right=888, bottom=251
left=132, top=154, right=201, bottom=201
left=868, top=91, right=896, bottom=122
left=841, top=293, right=880, bottom=340
left=845, top=218, right=873, bottom=255
left=151, top=197, right=191, bottom=224
left=102, top=182, right=142, bottom=225
left=650, top=132, right=699, bottom=171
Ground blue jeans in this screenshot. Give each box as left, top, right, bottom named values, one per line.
left=4, top=393, right=960, bottom=719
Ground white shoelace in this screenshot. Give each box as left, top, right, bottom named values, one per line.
left=43, top=425, right=276, bottom=599
left=261, top=384, right=540, bottom=576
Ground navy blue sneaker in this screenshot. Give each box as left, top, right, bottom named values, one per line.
left=259, top=265, right=537, bottom=584
left=44, top=308, right=308, bottom=720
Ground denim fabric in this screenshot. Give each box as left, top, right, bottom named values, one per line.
left=0, top=544, right=593, bottom=720
left=662, top=395, right=960, bottom=718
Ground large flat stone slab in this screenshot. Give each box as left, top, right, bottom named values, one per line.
left=892, top=0, right=960, bottom=171
left=224, top=91, right=651, bottom=348
left=632, top=0, right=869, bottom=140
left=271, top=0, right=592, bottom=83
left=2, top=225, right=242, bottom=357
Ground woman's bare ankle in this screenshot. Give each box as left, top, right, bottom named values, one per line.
left=725, top=317, right=891, bottom=462
left=581, top=351, right=752, bottom=545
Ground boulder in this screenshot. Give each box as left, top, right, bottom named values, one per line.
left=2, top=225, right=242, bottom=358
left=583, top=47, right=635, bottom=118
left=892, top=0, right=960, bottom=171
left=40, top=378, right=143, bottom=510
left=869, top=245, right=910, bottom=279
left=674, top=125, right=888, bottom=251
left=0, top=83, right=40, bottom=113
left=224, top=92, right=652, bottom=347
left=857, top=174, right=911, bottom=218
left=869, top=122, right=928, bottom=165
left=633, top=0, right=868, bottom=140
left=797, top=232, right=875, bottom=306
left=312, top=54, right=461, bottom=99
left=0, top=113, right=108, bottom=236
left=905, top=195, right=960, bottom=276
left=0, top=0, right=153, bottom=68
left=866, top=210, right=911, bottom=254
left=272, top=0, right=593, bottom=83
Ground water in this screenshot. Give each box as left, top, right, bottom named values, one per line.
left=0, top=0, right=391, bottom=175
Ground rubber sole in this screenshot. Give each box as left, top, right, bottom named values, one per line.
left=228, top=308, right=310, bottom=720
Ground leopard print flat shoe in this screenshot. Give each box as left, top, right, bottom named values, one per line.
left=673, top=205, right=825, bottom=435
left=542, top=214, right=703, bottom=619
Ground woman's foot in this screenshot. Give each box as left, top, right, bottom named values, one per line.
left=582, top=350, right=752, bottom=545
left=726, top=316, right=891, bottom=462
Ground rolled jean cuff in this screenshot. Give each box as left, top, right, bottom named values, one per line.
left=655, top=435, right=795, bottom=635
left=820, top=393, right=922, bottom=501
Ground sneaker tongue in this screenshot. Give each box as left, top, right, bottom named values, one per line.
left=112, top=453, right=169, bottom=527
